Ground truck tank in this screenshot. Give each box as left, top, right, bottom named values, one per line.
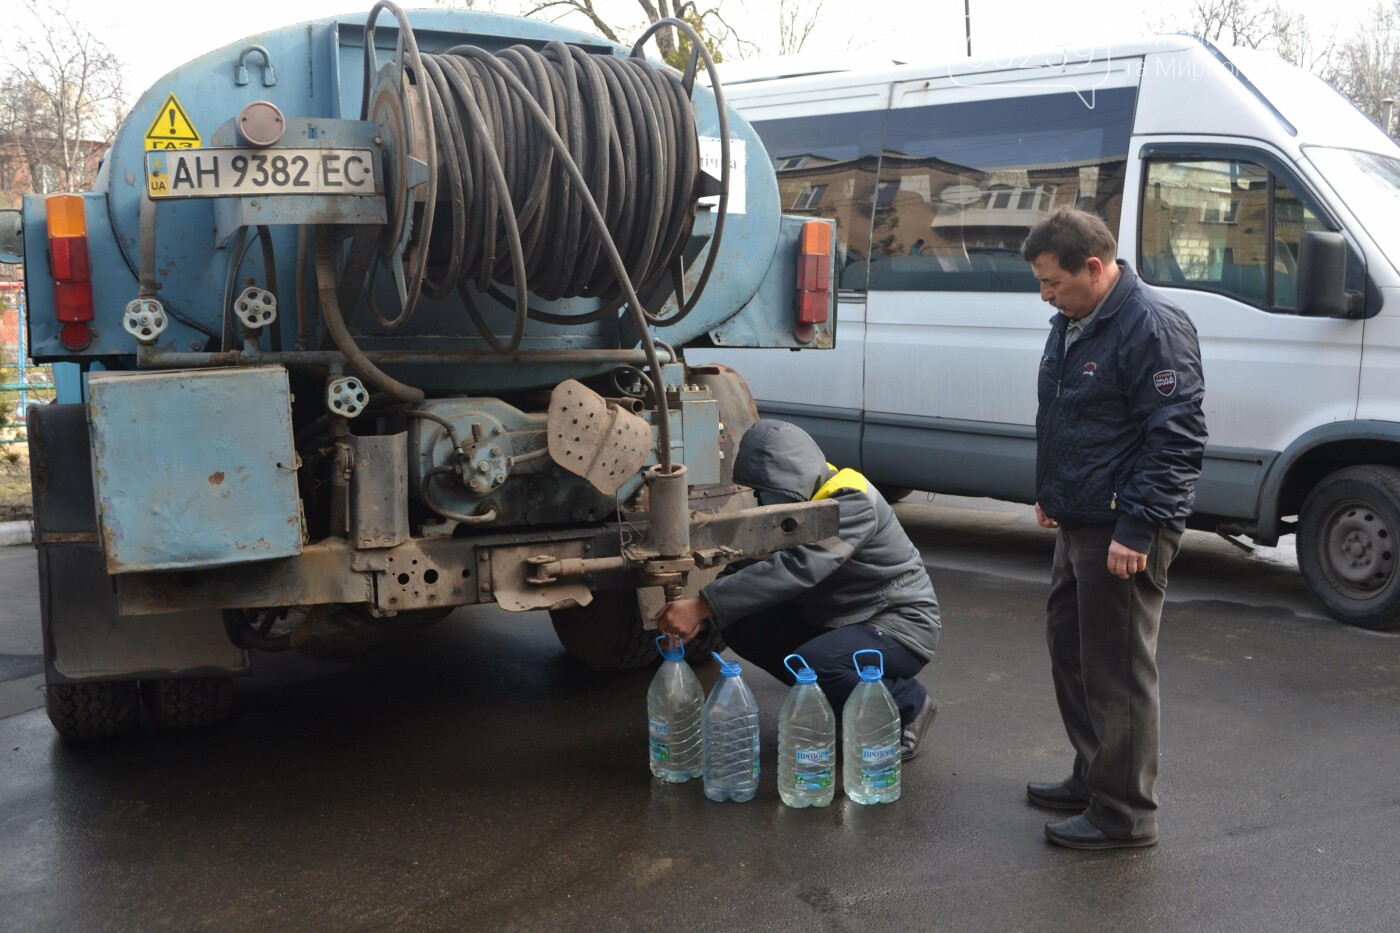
left=12, top=3, right=839, bottom=739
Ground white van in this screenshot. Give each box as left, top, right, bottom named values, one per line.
left=700, top=37, right=1400, bottom=629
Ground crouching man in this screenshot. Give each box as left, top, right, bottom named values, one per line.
left=653, top=419, right=942, bottom=760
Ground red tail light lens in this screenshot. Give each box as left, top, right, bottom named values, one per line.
left=796, top=221, right=832, bottom=325
left=46, top=194, right=94, bottom=350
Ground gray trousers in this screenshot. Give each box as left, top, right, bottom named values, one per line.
left=1047, top=523, right=1182, bottom=839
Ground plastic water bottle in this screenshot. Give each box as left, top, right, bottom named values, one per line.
left=843, top=649, right=902, bottom=804
left=646, top=635, right=704, bottom=783
left=702, top=652, right=760, bottom=802
left=777, top=653, right=836, bottom=808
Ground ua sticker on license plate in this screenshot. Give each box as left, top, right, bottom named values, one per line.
left=146, top=148, right=377, bottom=199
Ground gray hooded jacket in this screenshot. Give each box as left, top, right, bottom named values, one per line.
left=700, top=420, right=941, bottom=663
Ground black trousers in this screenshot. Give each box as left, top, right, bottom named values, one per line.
left=1047, top=523, right=1182, bottom=839
left=720, top=604, right=929, bottom=725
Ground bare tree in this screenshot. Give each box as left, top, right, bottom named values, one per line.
left=1270, top=5, right=1338, bottom=78
left=519, top=0, right=755, bottom=66
left=1331, top=2, right=1400, bottom=133
left=1156, top=0, right=1340, bottom=76
left=1181, top=0, right=1278, bottom=48
left=777, top=0, right=825, bottom=56
left=0, top=0, right=126, bottom=194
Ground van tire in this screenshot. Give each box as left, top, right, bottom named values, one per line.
left=45, top=680, right=139, bottom=740
left=140, top=677, right=235, bottom=730
left=1298, top=465, right=1400, bottom=631
left=550, top=591, right=725, bottom=671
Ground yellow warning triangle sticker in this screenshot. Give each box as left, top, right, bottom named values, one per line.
left=144, top=93, right=201, bottom=150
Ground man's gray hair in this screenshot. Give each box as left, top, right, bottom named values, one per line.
left=1020, top=207, right=1117, bottom=273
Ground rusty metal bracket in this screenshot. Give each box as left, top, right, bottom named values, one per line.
left=484, top=540, right=594, bottom=612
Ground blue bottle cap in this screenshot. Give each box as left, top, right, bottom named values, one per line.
left=783, top=653, right=818, bottom=684
left=712, top=651, right=742, bottom=677
left=655, top=635, right=685, bottom=660
left=853, top=648, right=884, bottom=682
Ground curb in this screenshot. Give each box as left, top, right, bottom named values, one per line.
left=0, top=521, right=34, bottom=548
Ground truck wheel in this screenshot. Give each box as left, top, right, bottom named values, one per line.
left=45, top=680, right=139, bottom=740
left=550, top=591, right=725, bottom=671
left=1298, top=465, right=1400, bottom=631
left=691, top=364, right=759, bottom=486
left=140, top=677, right=235, bottom=730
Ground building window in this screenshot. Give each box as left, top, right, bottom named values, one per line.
left=792, top=184, right=828, bottom=211
left=876, top=180, right=900, bottom=208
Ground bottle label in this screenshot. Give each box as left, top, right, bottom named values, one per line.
left=794, top=768, right=833, bottom=790
left=649, top=738, right=671, bottom=763
left=860, top=763, right=899, bottom=788
left=861, top=744, right=898, bottom=764
left=860, top=744, right=900, bottom=788
left=795, top=747, right=831, bottom=765
left=648, top=716, right=669, bottom=737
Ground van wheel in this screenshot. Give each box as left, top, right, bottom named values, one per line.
left=45, top=680, right=139, bottom=740
left=1298, top=465, right=1400, bottom=630
left=550, top=591, right=725, bottom=671
left=876, top=485, right=914, bottom=503
left=140, top=677, right=235, bottom=730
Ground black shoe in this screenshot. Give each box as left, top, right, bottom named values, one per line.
left=1044, top=814, right=1158, bottom=850
left=1026, top=781, right=1090, bottom=810
left=899, top=694, right=939, bottom=761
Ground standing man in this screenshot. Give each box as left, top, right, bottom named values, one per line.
left=1021, top=208, right=1206, bottom=850
left=653, top=419, right=942, bottom=761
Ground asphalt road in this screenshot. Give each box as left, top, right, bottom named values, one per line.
left=2, top=497, right=1398, bottom=932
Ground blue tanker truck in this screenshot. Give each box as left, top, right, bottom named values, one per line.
left=1, top=3, right=839, bottom=738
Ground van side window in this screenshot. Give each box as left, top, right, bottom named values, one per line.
left=1140, top=158, right=1345, bottom=311
left=866, top=86, right=1136, bottom=292
left=748, top=109, right=887, bottom=291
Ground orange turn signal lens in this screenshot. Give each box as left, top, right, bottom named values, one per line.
left=800, top=220, right=831, bottom=256
left=45, top=194, right=88, bottom=239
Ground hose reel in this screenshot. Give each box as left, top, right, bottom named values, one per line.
left=328, top=1, right=734, bottom=473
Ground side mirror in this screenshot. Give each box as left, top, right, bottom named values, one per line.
left=1296, top=231, right=1348, bottom=317
left=0, top=210, right=21, bottom=264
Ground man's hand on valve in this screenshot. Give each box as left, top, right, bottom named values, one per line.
left=652, top=597, right=711, bottom=643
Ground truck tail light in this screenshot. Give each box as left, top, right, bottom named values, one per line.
left=796, top=220, right=831, bottom=325
left=46, top=194, right=94, bottom=350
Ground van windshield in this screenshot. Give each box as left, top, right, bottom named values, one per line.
left=1306, top=147, right=1400, bottom=268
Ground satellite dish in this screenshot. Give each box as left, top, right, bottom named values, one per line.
left=940, top=184, right=984, bottom=206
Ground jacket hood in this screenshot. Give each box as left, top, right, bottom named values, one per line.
left=733, top=419, right=832, bottom=503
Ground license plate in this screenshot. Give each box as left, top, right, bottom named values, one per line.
left=145, top=148, right=377, bottom=199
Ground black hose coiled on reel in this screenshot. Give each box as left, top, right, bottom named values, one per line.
left=419, top=43, right=699, bottom=328
left=354, top=2, right=733, bottom=471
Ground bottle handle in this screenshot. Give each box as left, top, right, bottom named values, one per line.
left=852, top=648, right=884, bottom=678
left=655, top=634, right=683, bottom=656
left=782, top=653, right=813, bottom=680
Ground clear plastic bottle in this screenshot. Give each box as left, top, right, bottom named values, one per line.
left=777, top=653, right=836, bottom=808
left=842, top=649, right=902, bottom=805
left=646, top=635, right=704, bottom=782
left=702, top=652, right=760, bottom=802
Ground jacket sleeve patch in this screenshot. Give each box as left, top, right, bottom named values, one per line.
left=1152, top=370, right=1178, bottom=397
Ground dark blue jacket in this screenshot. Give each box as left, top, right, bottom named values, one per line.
left=1035, top=262, right=1207, bottom=552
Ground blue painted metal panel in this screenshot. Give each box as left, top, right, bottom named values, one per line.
left=88, top=366, right=303, bottom=572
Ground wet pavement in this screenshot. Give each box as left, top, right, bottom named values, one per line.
left=2, top=498, right=1399, bottom=931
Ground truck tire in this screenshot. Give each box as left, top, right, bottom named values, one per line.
left=140, top=677, right=235, bottom=730
left=691, top=364, right=759, bottom=486
left=550, top=591, right=725, bottom=671
left=45, top=680, right=139, bottom=740
left=1298, top=465, right=1400, bottom=631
